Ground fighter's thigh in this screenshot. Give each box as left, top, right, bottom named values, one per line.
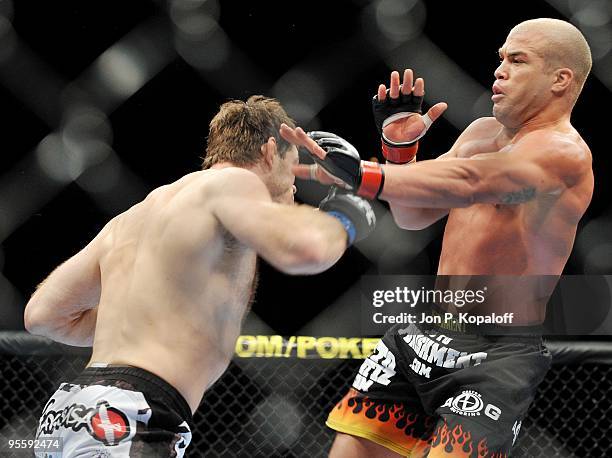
left=326, top=332, right=435, bottom=456
left=326, top=388, right=436, bottom=457
left=329, top=432, right=404, bottom=458
left=426, top=415, right=514, bottom=457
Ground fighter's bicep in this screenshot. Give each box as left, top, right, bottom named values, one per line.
left=56, top=228, right=106, bottom=303
left=474, top=155, right=563, bottom=205
left=509, top=137, right=589, bottom=194
left=55, top=252, right=102, bottom=308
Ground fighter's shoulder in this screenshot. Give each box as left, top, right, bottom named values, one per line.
left=517, top=129, right=592, bottom=187
left=445, top=117, right=501, bottom=157
left=518, top=129, right=591, bottom=164
left=461, top=117, right=501, bottom=137
left=466, top=117, right=501, bottom=131
left=191, top=167, right=270, bottom=199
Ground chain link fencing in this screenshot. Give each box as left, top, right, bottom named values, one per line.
left=0, top=334, right=611, bottom=457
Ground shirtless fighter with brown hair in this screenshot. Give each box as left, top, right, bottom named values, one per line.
left=24, top=96, right=375, bottom=457
left=283, top=18, right=594, bottom=457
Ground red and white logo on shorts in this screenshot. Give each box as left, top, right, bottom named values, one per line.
left=90, top=401, right=130, bottom=446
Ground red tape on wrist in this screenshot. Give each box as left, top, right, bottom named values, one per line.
left=381, top=140, right=419, bottom=164
left=357, top=161, right=385, bottom=200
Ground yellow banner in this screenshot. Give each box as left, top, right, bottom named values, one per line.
left=235, top=335, right=380, bottom=359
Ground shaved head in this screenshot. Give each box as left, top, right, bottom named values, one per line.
left=509, top=18, right=592, bottom=100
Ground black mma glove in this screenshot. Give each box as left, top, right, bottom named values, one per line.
left=307, top=131, right=385, bottom=200
left=319, top=187, right=376, bottom=244
left=372, top=88, right=433, bottom=164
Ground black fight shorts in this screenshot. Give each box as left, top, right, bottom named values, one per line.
left=327, top=323, right=552, bottom=457
left=35, top=366, right=193, bottom=457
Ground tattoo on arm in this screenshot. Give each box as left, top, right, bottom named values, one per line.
left=501, top=187, right=536, bottom=204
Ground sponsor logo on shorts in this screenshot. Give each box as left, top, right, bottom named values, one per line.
left=397, top=324, right=489, bottom=380
left=441, top=390, right=502, bottom=421
left=352, top=340, right=396, bottom=392
left=90, top=402, right=130, bottom=446
left=512, top=419, right=522, bottom=445
left=174, top=421, right=193, bottom=458
left=400, top=324, right=488, bottom=371
left=38, top=399, right=130, bottom=446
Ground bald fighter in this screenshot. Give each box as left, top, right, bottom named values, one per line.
left=285, top=18, right=593, bottom=457
left=24, top=96, right=375, bottom=457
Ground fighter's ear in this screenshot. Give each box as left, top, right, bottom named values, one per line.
left=551, top=68, right=573, bottom=95
left=260, top=137, right=277, bottom=169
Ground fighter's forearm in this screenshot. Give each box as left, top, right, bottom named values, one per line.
left=27, top=308, right=98, bottom=347
left=384, top=155, right=453, bottom=228
left=266, top=204, right=349, bottom=275
left=379, top=157, right=539, bottom=208
left=287, top=210, right=349, bottom=274
left=24, top=259, right=101, bottom=345
left=379, top=159, right=480, bottom=208
left=215, top=200, right=348, bottom=275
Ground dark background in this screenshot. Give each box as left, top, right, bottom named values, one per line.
left=1, top=0, right=611, bottom=336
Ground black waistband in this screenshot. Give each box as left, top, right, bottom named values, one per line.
left=74, top=366, right=193, bottom=422
left=417, top=322, right=545, bottom=344
left=425, top=307, right=545, bottom=338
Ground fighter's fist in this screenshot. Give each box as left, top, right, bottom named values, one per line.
left=319, top=187, right=376, bottom=244
left=306, top=131, right=361, bottom=189
left=306, top=131, right=384, bottom=200
left=281, top=125, right=384, bottom=199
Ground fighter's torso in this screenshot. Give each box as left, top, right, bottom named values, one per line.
left=440, top=196, right=572, bottom=275
left=436, top=118, right=592, bottom=323
left=89, top=170, right=257, bottom=412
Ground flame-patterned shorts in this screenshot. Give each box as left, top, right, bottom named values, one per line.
left=327, top=323, right=551, bottom=457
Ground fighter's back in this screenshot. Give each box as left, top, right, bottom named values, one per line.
left=90, top=169, right=257, bottom=411
left=25, top=96, right=361, bottom=455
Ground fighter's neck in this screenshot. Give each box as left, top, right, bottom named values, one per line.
left=500, top=111, right=571, bottom=142
left=208, top=162, right=269, bottom=187
left=209, top=162, right=252, bottom=171
left=209, top=162, right=265, bottom=176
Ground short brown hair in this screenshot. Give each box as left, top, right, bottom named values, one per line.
left=202, top=96, right=296, bottom=169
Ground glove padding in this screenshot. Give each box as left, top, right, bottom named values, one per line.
left=372, top=88, right=432, bottom=164
left=319, top=187, right=376, bottom=244
left=306, top=131, right=384, bottom=200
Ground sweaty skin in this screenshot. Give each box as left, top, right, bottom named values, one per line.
left=432, top=117, right=592, bottom=323
left=25, top=155, right=350, bottom=413
left=302, top=18, right=595, bottom=458
left=90, top=170, right=258, bottom=413
left=386, top=27, right=593, bottom=287
left=380, top=117, right=593, bottom=323
left=438, top=118, right=592, bottom=277
left=286, top=27, right=593, bottom=326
